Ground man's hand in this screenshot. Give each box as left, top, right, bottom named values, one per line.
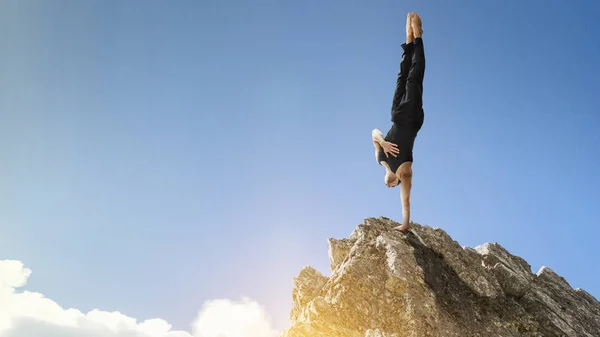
left=381, top=141, right=400, bottom=158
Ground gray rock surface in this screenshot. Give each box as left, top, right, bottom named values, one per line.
left=281, top=217, right=600, bottom=337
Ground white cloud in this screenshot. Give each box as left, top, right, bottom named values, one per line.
left=193, top=298, right=279, bottom=337
left=0, top=260, right=279, bottom=337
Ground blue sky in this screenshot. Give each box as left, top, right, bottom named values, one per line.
left=1, top=0, right=599, bottom=333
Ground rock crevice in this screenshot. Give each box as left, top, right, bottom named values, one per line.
left=281, top=217, right=600, bottom=337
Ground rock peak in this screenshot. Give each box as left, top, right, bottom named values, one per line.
left=281, top=217, right=600, bottom=337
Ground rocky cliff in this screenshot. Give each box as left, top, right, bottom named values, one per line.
left=281, top=217, right=600, bottom=337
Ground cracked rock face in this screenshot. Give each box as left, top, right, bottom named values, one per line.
left=281, top=217, right=600, bottom=337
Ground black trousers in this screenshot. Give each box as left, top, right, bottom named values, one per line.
left=379, top=38, right=425, bottom=173
left=391, top=37, right=425, bottom=131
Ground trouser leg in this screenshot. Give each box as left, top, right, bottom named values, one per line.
left=405, top=37, right=425, bottom=106
left=392, top=37, right=425, bottom=128
left=390, top=42, right=414, bottom=114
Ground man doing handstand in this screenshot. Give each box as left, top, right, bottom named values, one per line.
left=372, top=12, right=425, bottom=231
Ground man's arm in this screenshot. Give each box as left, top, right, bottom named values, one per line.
left=372, top=129, right=399, bottom=158
left=372, top=129, right=386, bottom=146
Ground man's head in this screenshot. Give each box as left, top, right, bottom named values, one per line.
left=385, top=172, right=399, bottom=188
